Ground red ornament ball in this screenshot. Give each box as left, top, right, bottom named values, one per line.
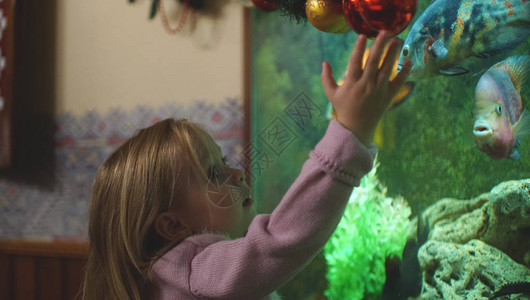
left=359, top=0, right=416, bottom=36
left=343, top=0, right=378, bottom=37
left=251, top=0, right=280, bottom=12
left=343, top=0, right=417, bottom=37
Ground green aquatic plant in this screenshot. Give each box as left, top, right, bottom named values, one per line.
left=324, top=160, right=413, bottom=300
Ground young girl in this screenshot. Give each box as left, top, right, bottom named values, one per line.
left=81, top=31, right=411, bottom=300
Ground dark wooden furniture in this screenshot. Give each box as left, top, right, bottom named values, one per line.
left=0, top=240, right=88, bottom=300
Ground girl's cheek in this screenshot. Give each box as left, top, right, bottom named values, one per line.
left=208, top=203, right=239, bottom=223
left=208, top=185, right=242, bottom=208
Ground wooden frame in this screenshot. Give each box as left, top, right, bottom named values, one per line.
left=0, top=0, right=14, bottom=168
left=0, top=240, right=88, bottom=259
left=242, top=7, right=252, bottom=179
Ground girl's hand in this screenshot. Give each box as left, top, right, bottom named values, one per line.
left=320, top=31, right=412, bottom=146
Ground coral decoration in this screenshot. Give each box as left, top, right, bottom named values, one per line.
left=305, top=0, right=350, bottom=33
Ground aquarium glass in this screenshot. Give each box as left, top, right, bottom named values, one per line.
left=250, top=1, right=530, bottom=299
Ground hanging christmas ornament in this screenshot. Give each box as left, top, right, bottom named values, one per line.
left=306, top=0, right=350, bottom=33
left=342, top=0, right=378, bottom=37
left=158, top=0, right=195, bottom=35
left=280, top=0, right=307, bottom=22
left=251, top=0, right=280, bottom=11
left=178, top=0, right=205, bottom=10
left=358, top=0, right=416, bottom=36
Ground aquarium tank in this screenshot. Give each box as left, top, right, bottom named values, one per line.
left=248, top=0, right=530, bottom=299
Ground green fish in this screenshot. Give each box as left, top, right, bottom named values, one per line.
left=397, top=0, right=530, bottom=81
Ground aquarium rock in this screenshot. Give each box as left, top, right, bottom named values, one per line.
left=417, top=239, right=530, bottom=300
left=421, top=179, right=530, bottom=266
left=489, top=179, right=530, bottom=221
left=415, top=179, right=530, bottom=299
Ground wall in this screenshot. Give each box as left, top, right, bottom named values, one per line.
left=56, top=0, right=244, bottom=114
left=0, top=0, right=246, bottom=240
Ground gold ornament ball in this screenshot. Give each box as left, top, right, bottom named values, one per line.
left=306, top=0, right=351, bottom=33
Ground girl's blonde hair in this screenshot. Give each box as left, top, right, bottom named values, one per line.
left=81, top=118, right=223, bottom=300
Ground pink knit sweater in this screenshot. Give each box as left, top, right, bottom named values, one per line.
left=151, top=119, right=377, bottom=299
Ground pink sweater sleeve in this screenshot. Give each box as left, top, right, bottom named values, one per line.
left=152, top=119, right=377, bottom=300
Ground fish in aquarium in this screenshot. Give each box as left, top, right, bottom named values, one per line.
left=473, top=55, right=530, bottom=160
left=489, top=281, right=530, bottom=299
left=396, top=0, right=530, bottom=81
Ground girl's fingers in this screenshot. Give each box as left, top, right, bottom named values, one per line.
left=363, top=31, right=389, bottom=79
left=377, top=38, right=402, bottom=83
left=321, top=61, right=338, bottom=101
left=346, top=34, right=367, bottom=80
left=388, top=59, right=412, bottom=95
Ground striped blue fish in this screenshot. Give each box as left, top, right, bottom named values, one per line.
left=397, top=0, right=530, bottom=81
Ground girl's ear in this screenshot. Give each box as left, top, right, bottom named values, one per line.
left=154, top=212, right=191, bottom=242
